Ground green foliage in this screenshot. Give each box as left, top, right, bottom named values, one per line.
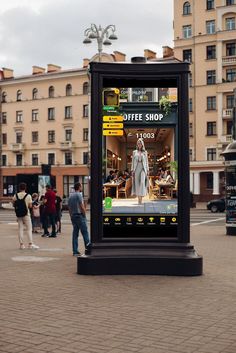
left=159, top=96, right=172, bottom=116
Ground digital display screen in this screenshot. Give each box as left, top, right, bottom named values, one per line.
left=102, top=87, right=178, bottom=238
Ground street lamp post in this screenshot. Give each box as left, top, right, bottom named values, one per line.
left=83, top=24, right=118, bottom=62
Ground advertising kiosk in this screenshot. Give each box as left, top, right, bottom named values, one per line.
left=78, top=58, right=203, bottom=275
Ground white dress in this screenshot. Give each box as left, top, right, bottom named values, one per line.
left=131, top=151, right=149, bottom=197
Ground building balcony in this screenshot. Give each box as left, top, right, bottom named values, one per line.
left=60, top=141, right=76, bottom=150
left=11, top=143, right=25, bottom=153
left=222, top=108, right=233, bottom=119
left=222, top=55, right=236, bottom=66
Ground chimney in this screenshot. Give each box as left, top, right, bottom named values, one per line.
left=83, top=58, right=90, bottom=68
left=47, top=64, right=61, bottom=73
left=32, top=66, right=46, bottom=75
left=144, top=49, right=156, bottom=60
left=162, top=46, right=174, bottom=58
left=113, top=51, right=126, bottom=62
left=2, top=67, right=14, bottom=79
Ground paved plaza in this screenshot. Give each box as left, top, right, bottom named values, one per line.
left=0, top=212, right=236, bottom=353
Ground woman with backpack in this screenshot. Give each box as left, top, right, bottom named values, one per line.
left=12, top=182, right=39, bottom=250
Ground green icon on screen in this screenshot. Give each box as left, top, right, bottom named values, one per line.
left=105, top=197, right=112, bottom=209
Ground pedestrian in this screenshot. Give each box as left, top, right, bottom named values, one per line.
left=12, top=182, right=39, bottom=250
left=54, top=189, right=62, bottom=234
left=42, top=184, right=57, bottom=237
left=68, top=182, right=90, bottom=256
left=32, top=193, right=41, bottom=233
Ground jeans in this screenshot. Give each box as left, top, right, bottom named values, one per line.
left=43, top=212, right=56, bottom=236
left=71, top=214, right=90, bottom=254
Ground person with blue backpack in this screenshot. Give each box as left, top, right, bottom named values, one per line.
left=12, top=182, right=39, bottom=250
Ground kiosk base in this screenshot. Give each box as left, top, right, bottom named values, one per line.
left=77, top=242, right=203, bottom=276
left=226, top=226, right=236, bottom=235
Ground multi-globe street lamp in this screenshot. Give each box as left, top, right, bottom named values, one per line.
left=83, top=24, right=118, bottom=62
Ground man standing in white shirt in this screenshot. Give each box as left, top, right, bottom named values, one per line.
left=12, top=182, right=39, bottom=250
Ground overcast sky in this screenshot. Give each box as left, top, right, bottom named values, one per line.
left=0, top=0, right=173, bottom=76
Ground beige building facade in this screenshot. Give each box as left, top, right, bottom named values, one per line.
left=174, top=0, right=236, bottom=201
left=0, top=52, right=126, bottom=202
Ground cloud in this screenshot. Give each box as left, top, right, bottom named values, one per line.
left=0, top=0, right=173, bottom=76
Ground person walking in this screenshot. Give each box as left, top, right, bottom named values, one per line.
left=68, top=182, right=90, bottom=256
left=54, top=189, right=62, bottom=234
left=32, top=193, right=41, bottom=233
left=12, top=182, right=39, bottom=250
left=42, top=184, right=57, bottom=237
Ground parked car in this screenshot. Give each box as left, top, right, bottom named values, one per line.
left=207, top=198, right=225, bottom=213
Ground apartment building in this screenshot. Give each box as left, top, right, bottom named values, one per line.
left=174, top=0, right=236, bottom=201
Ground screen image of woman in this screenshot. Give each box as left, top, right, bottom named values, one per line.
left=131, top=138, right=149, bottom=205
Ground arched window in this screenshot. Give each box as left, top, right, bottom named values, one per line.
left=66, top=84, right=72, bottom=96
left=32, top=88, right=38, bottom=100
left=183, top=1, right=191, bottom=15
left=83, top=82, right=89, bottom=95
left=1, top=91, right=7, bottom=103
left=16, top=90, right=22, bottom=101
left=49, top=86, right=55, bottom=98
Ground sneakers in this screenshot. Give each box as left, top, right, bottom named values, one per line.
left=41, top=233, right=49, bottom=237
left=19, top=244, right=25, bottom=250
left=73, top=252, right=81, bottom=256
left=28, top=244, right=39, bottom=250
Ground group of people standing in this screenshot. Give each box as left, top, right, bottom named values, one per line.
left=13, top=181, right=90, bottom=257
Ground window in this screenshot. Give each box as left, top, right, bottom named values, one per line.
left=32, top=154, right=38, bottom=166
left=227, top=95, right=234, bottom=108
left=189, top=73, right=192, bottom=87
left=189, top=149, right=193, bottom=161
left=2, top=133, right=7, bottom=145
left=48, top=107, right=55, bottom=120
left=83, top=152, right=89, bottom=165
left=2, top=91, right=7, bottom=103
left=48, top=130, right=55, bottom=143
left=227, top=120, right=233, bottom=135
left=1, top=112, right=7, bottom=124
left=65, top=152, right=72, bottom=165
left=207, top=96, right=216, bottom=110
left=207, top=70, right=216, bottom=84
left=206, top=45, right=216, bottom=59
left=16, top=90, right=22, bottom=101
left=3, top=176, right=16, bottom=196
left=207, top=122, right=217, bottom=135
left=189, top=122, right=193, bottom=137
left=48, top=153, right=55, bottom=165
left=226, top=68, right=236, bottom=82
left=183, top=25, right=192, bottom=38
left=66, top=84, right=72, bottom=96
left=183, top=49, right=192, bottom=62
left=226, top=17, right=236, bottom=30
left=16, top=132, right=22, bottom=143
left=226, top=42, right=236, bottom=56
left=189, top=98, right=193, bottom=112
left=32, top=88, right=38, bottom=100
left=226, top=0, right=234, bottom=4
left=183, top=2, right=191, bottom=15
left=206, top=173, right=213, bottom=189
left=206, top=20, right=215, bottom=34
left=32, top=109, right=39, bottom=121
left=32, top=131, right=38, bottom=143
left=207, top=148, right=216, bottom=161
left=49, top=86, right=55, bottom=98
left=83, top=82, right=89, bottom=95
left=65, top=106, right=72, bottom=119
left=2, top=155, right=7, bottom=167
left=16, top=154, right=23, bottom=166
left=63, top=175, right=88, bottom=198
left=206, top=0, right=214, bottom=9
left=83, top=128, right=89, bottom=141
left=83, top=104, right=89, bottom=117
left=16, top=111, right=23, bottom=123
left=65, top=129, right=72, bottom=141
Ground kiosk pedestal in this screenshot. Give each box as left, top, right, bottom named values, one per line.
left=78, top=59, right=202, bottom=276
